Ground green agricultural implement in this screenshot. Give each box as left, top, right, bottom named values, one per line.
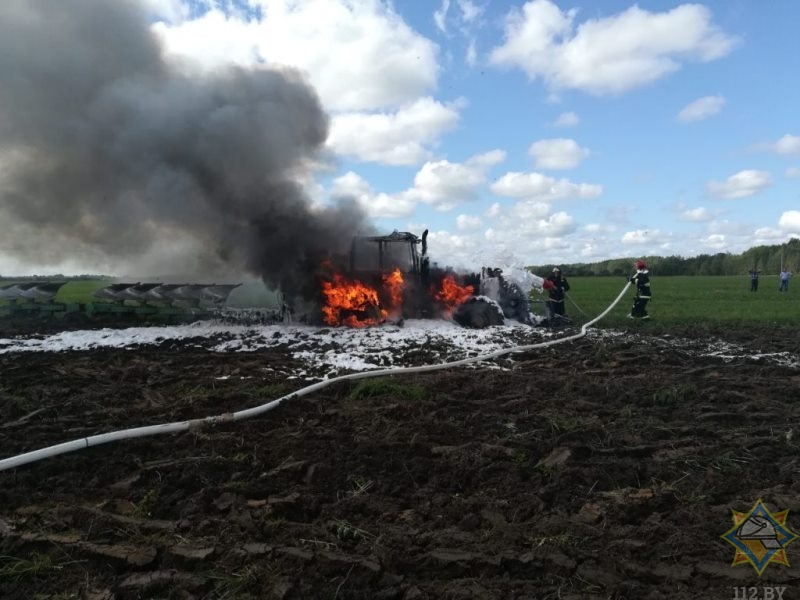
left=0, top=280, right=244, bottom=324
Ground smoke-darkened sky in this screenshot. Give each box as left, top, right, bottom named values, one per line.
left=0, top=0, right=372, bottom=295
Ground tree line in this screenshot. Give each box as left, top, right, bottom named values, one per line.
left=530, top=238, right=800, bottom=277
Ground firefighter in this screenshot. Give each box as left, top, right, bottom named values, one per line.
left=546, top=267, right=570, bottom=318
left=748, top=266, right=760, bottom=292
left=629, top=260, right=651, bottom=319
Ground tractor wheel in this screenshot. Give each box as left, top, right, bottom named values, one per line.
left=452, top=297, right=505, bottom=328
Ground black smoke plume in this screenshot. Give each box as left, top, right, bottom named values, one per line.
left=0, top=0, right=372, bottom=299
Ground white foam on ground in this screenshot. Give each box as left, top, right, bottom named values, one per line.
left=1, top=320, right=797, bottom=375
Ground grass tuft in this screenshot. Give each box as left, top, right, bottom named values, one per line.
left=348, top=379, right=426, bottom=401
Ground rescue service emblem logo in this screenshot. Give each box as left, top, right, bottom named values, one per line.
left=721, top=499, right=798, bottom=576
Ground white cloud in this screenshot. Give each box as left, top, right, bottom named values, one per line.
left=465, top=149, right=507, bottom=168
left=432, top=208, right=599, bottom=268
left=622, top=229, right=666, bottom=245
left=455, top=214, right=482, bottom=230
left=751, top=135, right=800, bottom=156
left=678, top=207, right=712, bottom=222
left=366, top=192, right=420, bottom=219
left=432, top=0, right=485, bottom=64
left=775, top=134, right=800, bottom=155
left=700, top=233, right=727, bottom=249
left=528, top=138, right=589, bottom=170
left=584, top=223, right=616, bottom=234
left=511, top=200, right=552, bottom=220
left=491, top=171, right=602, bottom=201
left=707, top=220, right=753, bottom=236
left=779, top=211, right=800, bottom=233
left=786, top=167, right=800, bottom=179
left=423, top=230, right=482, bottom=270
left=553, top=112, right=579, bottom=127
left=143, top=0, right=188, bottom=23
left=329, top=171, right=416, bottom=218
left=376, top=178, right=586, bottom=268
left=485, top=202, right=501, bottom=218
left=466, top=39, right=477, bottom=67
left=676, top=95, right=725, bottom=123
left=434, top=0, right=450, bottom=33
left=329, top=150, right=505, bottom=217
left=752, top=227, right=790, bottom=243
left=707, top=170, right=772, bottom=199
left=469, top=203, right=580, bottom=266
left=330, top=171, right=372, bottom=202
left=487, top=210, right=577, bottom=246
left=409, top=150, right=506, bottom=210
left=457, top=0, right=482, bottom=23
left=327, top=97, right=461, bottom=165
left=153, top=0, right=440, bottom=112
left=489, top=0, right=737, bottom=95
left=580, top=241, right=604, bottom=259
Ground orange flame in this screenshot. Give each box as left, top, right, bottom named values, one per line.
left=321, top=273, right=385, bottom=327
left=434, top=275, right=473, bottom=312
left=321, top=268, right=405, bottom=327
left=382, top=268, right=405, bottom=310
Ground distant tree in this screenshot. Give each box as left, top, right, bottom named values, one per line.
left=527, top=239, right=800, bottom=276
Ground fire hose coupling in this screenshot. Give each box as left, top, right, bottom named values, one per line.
left=187, top=413, right=236, bottom=432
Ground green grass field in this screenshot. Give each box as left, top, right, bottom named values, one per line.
left=53, top=280, right=111, bottom=303
left=553, top=275, right=799, bottom=328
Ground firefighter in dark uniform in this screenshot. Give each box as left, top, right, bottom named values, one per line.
left=629, top=260, right=651, bottom=319
left=748, top=266, right=760, bottom=292
left=546, top=267, right=570, bottom=318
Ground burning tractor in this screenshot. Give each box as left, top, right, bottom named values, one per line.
left=309, top=229, right=554, bottom=329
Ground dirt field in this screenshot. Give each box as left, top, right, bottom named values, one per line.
left=1, top=322, right=800, bottom=599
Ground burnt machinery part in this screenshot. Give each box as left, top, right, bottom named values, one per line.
left=452, top=296, right=505, bottom=328
left=349, top=230, right=424, bottom=278
left=478, top=271, right=534, bottom=325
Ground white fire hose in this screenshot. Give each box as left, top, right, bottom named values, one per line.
left=0, top=283, right=631, bottom=472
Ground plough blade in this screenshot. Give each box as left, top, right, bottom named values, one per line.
left=19, top=282, right=68, bottom=302
left=163, top=284, right=208, bottom=304
left=117, top=283, right=161, bottom=302
left=3, top=280, right=243, bottom=322
left=0, top=282, right=66, bottom=302
left=0, top=283, right=35, bottom=300
left=199, top=283, right=242, bottom=305
left=93, top=283, right=138, bottom=301
left=90, top=282, right=242, bottom=307
left=138, top=284, right=181, bottom=302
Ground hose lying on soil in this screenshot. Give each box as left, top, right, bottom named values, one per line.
left=0, top=283, right=632, bottom=472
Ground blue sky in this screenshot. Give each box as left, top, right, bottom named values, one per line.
left=2, top=0, right=799, bottom=275
left=154, top=0, right=799, bottom=269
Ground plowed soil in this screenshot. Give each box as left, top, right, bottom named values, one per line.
left=2, top=324, right=800, bottom=600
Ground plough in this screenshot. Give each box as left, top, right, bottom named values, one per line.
left=90, top=282, right=241, bottom=306
left=0, top=280, right=243, bottom=322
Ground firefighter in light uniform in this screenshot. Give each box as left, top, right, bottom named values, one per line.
left=629, top=260, right=651, bottom=319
